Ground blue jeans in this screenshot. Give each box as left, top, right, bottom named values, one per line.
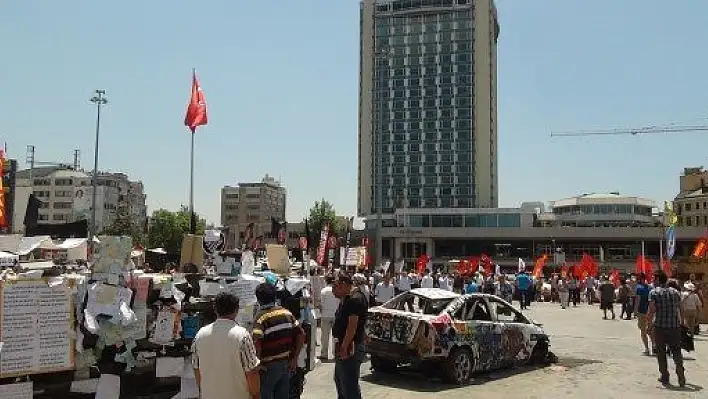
left=334, top=344, right=366, bottom=399
left=260, top=359, right=290, bottom=399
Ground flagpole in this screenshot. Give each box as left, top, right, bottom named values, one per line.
left=189, top=130, right=196, bottom=234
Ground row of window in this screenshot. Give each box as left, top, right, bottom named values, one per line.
left=681, top=201, right=708, bottom=212
left=376, top=10, right=472, bottom=26
left=381, top=56, right=473, bottom=75
left=383, top=174, right=473, bottom=186
left=379, top=49, right=474, bottom=67
left=380, top=131, right=471, bottom=142
left=376, top=98, right=473, bottom=112
left=397, top=213, right=521, bottom=228
left=378, top=151, right=474, bottom=164
left=382, top=162, right=473, bottom=174
left=553, top=204, right=652, bottom=216
left=383, top=30, right=475, bottom=46
left=372, top=197, right=476, bottom=211
left=376, top=0, right=472, bottom=16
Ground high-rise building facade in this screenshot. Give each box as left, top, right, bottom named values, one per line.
left=358, top=0, right=499, bottom=218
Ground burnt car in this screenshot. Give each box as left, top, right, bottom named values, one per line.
left=365, top=288, right=551, bottom=384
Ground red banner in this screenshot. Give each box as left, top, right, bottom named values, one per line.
left=316, top=224, right=329, bottom=266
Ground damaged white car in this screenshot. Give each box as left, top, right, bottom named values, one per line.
left=365, top=288, right=553, bottom=384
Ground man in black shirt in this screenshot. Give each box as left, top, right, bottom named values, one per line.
left=332, top=270, right=368, bottom=399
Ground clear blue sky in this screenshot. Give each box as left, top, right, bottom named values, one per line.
left=2, top=1, right=707, bottom=225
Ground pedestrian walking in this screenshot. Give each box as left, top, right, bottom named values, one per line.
left=558, top=277, right=570, bottom=309
left=253, top=283, right=306, bottom=399
left=569, top=276, right=580, bottom=307
left=680, top=282, right=702, bottom=337
left=647, top=271, right=686, bottom=387
left=319, top=276, right=340, bottom=360
left=495, top=275, right=513, bottom=303
left=618, top=280, right=631, bottom=319
left=515, top=269, right=532, bottom=310
left=332, top=270, right=368, bottom=399
left=599, top=276, right=616, bottom=320
left=628, top=276, right=638, bottom=318
left=634, top=273, right=655, bottom=356
left=374, top=274, right=396, bottom=306
left=191, top=292, right=261, bottom=399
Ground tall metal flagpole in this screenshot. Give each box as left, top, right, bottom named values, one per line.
left=189, top=130, right=195, bottom=234
left=90, top=90, right=108, bottom=257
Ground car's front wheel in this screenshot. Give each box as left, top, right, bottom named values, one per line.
left=442, top=347, right=474, bottom=385
left=370, top=355, right=398, bottom=373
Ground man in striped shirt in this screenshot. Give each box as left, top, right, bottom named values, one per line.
left=253, top=282, right=305, bottom=399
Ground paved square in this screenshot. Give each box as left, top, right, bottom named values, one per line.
left=303, top=302, right=707, bottom=398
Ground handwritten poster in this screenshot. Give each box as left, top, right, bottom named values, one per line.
left=0, top=381, right=33, bottom=399
left=0, top=280, right=73, bottom=377
left=265, top=244, right=290, bottom=275
left=150, top=310, right=178, bottom=345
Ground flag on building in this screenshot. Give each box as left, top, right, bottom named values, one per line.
left=517, top=258, right=526, bottom=273
left=184, top=69, right=208, bottom=133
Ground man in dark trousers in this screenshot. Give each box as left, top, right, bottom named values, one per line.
left=646, top=271, right=686, bottom=387
left=332, top=270, right=368, bottom=399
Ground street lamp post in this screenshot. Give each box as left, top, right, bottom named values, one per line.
left=89, top=90, right=108, bottom=257
left=374, top=46, right=389, bottom=268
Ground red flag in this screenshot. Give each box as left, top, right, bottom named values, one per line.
left=609, top=269, right=620, bottom=287
left=416, top=254, right=430, bottom=275
left=560, top=264, right=569, bottom=278
left=692, top=239, right=707, bottom=258
left=184, top=69, right=208, bottom=133
left=635, top=255, right=655, bottom=283
left=532, top=254, right=548, bottom=279
left=479, top=254, right=493, bottom=276
left=579, top=253, right=598, bottom=277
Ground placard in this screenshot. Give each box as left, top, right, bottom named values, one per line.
left=0, top=381, right=32, bottom=399
left=0, top=279, right=74, bottom=377
left=265, top=244, right=290, bottom=275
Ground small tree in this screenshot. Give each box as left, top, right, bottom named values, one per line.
left=147, top=208, right=206, bottom=256
left=102, top=206, right=145, bottom=246
left=307, top=199, right=343, bottom=237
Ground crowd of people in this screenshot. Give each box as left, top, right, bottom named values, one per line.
left=185, top=263, right=703, bottom=398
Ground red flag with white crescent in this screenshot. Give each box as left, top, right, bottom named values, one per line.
left=184, top=69, right=208, bottom=133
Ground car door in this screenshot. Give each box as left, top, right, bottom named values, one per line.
left=456, top=296, right=499, bottom=372
left=486, top=297, right=534, bottom=366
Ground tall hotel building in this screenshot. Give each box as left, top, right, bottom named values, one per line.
left=358, top=0, right=500, bottom=219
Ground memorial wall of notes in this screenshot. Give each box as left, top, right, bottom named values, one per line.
left=0, top=280, right=74, bottom=377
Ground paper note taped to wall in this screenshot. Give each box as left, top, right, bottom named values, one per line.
left=0, top=381, right=32, bottom=399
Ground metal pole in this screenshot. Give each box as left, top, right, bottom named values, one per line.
left=90, top=90, right=107, bottom=258
left=189, top=131, right=196, bottom=234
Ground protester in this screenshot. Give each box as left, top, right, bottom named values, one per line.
left=515, top=269, right=532, bottom=310
left=599, top=276, right=616, bottom=320
left=191, top=292, right=261, bottom=399
left=557, top=277, right=570, bottom=309
left=252, top=283, right=306, bottom=399
left=647, top=271, right=685, bottom=387
left=332, top=270, right=368, bottom=399
left=374, top=274, right=396, bottom=305
left=438, top=273, right=451, bottom=291
left=495, top=275, right=513, bottom=303
left=395, top=271, right=414, bottom=311
left=634, top=273, right=655, bottom=356
left=320, top=276, right=340, bottom=360
left=628, top=275, right=638, bottom=318
left=420, top=270, right=434, bottom=289
left=681, top=282, right=702, bottom=337
left=569, top=276, right=580, bottom=307
left=584, top=274, right=597, bottom=304
left=465, top=277, right=479, bottom=294
left=452, top=272, right=464, bottom=294
left=618, top=280, right=631, bottom=320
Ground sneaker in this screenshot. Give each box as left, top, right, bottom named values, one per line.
left=642, top=350, right=650, bottom=356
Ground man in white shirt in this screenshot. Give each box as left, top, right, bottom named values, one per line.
left=397, top=272, right=414, bottom=311
left=375, top=275, right=396, bottom=305
left=192, top=292, right=260, bottom=399
left=681, top=282, right=703, bottom=335
left=420, top=271, right=434, bottom=289
left=319, top=276, right=340, bottom=360
left=438, top=274, right=451, bottom=291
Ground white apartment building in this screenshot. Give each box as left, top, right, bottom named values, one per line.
left=12, top=166, right=147, bottom=234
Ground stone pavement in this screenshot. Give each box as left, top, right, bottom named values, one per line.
left=303, top=302, right=707, bottom=399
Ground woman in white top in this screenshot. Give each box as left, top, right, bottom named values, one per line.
left=681, top=282, right=703, bottom=335
left=319, top=277, right=340, bottom=359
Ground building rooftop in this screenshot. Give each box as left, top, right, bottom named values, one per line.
left=552, top=193, right=656, bottom=208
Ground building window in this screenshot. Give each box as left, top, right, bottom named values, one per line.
left=53, top=214, right=68, bottom=221
left=686, top=216, right=692, bottom=226
left=685, top=203, right=692, bottom=211
left=54, top=178, right=73, bottom=186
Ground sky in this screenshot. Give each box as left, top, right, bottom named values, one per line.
left=2, top=1, right=708, bottom=225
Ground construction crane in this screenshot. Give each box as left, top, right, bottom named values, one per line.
left=550, top=122, right=708, bottom=137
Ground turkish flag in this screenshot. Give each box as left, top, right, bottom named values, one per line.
left=184, top=69, right=208, bottom=133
